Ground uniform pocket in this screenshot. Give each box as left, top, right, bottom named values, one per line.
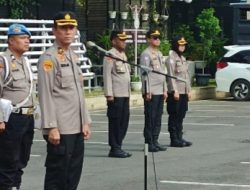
left=60, top=67, right=74, bottom=88
left=12, top=71, right=26, bottom=88
left=115, top=61, right=126, bottom=73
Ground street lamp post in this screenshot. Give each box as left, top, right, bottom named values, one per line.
left=128, top=4, right=143, bottom=77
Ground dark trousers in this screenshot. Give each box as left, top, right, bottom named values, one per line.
left=43, top=133, right=84, bottom=190
left=0, top=113, right=34, bottom=189
left=107, top=97, right=130, bottom=150
left=167, top=93, right=188, bottom=141
left=144, top=95, right=164, bottom=144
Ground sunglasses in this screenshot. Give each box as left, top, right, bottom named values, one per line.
left=151, top=36, right=160, bottom=40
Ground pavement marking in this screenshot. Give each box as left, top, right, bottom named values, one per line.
left=241, top=162, right=250, bottom=164
left=160, top=180, right=250, bottom=188
left=191, top=105, right=233, bottom=107
left=33, top=139, right=45, bottom=142
left=91, top=130, right=169, bottom=135
left=90, top=113, right=250, bottom=118
left=92, top=121, right=234, bottom=127
left=30, top=154, right=41, bottom=157
left=191, top=109, right=234, bottom=112
left=86, top=141, right=108, bottom=145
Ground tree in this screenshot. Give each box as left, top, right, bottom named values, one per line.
left=0, top=0, right=38, bottom=18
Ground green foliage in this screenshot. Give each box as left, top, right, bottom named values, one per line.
left=0, top=0, right=38, bottom=18
left=96, top=30, right=112, bottom=50
left=131, top=75, right=140, bottom=82
left=159, top=39, right=171, bottom=56
left=196, top=8, right=222, bottom=61
left=75, top=0, right=86, bottom=7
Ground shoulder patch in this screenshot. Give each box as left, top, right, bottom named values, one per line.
left=43, top=60, right=53, bottom=72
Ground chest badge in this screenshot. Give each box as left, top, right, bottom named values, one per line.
left=57, top=47, right=66, bottom=62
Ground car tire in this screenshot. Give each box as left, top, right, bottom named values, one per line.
left=230, top=80, right=250, bottom=101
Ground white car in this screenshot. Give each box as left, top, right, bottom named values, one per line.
left=215, top=45, right=250, bottom=101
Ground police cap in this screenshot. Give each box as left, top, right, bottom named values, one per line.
left=7, top=24, right=31, bottom=37
left=146, top=29, right=161, bottom=38
left=53, top=11, right=78, bottom=27
left=110, top=30, right=127, bottom=41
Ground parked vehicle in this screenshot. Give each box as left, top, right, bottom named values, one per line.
left=215, top=45, right=250, bottom=100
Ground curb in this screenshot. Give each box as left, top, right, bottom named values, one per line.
left=86, top=87, right=230, bottom=111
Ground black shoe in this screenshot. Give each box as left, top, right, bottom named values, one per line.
left=148, top=144, right=159, bottom=152
left=181, top=139, right=192, bottom=147
left=170, top=140, right=185, bottom=147
left=108, top=149, right=132, bottom=158
left=155, top=143, right=167, bottom=151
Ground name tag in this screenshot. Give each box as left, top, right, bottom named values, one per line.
left=61, top=64, right=69, bottom=67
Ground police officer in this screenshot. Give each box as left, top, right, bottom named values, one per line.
left=140, top=30, right=168, bottom=152
left=0, top=24, right=34, bottom=190
left=37, top=11, right=91, bottom=189
left=166, top=36, right=192, bottom=147
left=103, top=30, right=131, bottom=158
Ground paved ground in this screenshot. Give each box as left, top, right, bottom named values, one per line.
left=21, top=99, right=250, bottom=190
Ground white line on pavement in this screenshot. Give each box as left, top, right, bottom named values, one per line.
left=92, top=121, right=234, bottom=127
left=86, top=141, right=108, bottom=145
left=91, top=130, right=169, bottom=135
left=30, top=154, right=41, bottom=157
left=160, top=180, right=250, bottom=188
left=240, top=162, right=250, bottom=164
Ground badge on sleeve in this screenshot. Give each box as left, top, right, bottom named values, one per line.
left=43, top=60, right=53, bottom=72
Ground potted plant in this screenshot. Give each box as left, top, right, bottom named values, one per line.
left=130, top=75, right=142, bottom=91
left=121, top=11, right=128, bottom=20
left=194, top=8, right=222, bottom=86
left=109, top=11, right=117, bottom=19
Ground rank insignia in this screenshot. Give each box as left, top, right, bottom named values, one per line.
left=43, top=60, right=53, bottom=72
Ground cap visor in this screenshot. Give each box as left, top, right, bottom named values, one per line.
left=57, top=22, right=78, bottom=26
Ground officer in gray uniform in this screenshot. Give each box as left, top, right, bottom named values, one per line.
left=140, top=29, right=168, bottom=152
left=0, top=24, right=34, bottom=190
left=38, top=12, right=91, bottom=190
left=166, top=36, right=192, bottom=147
left=103, top=30, right=132, bottom=158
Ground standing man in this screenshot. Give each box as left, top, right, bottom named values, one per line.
left=103, top=30, right=131, bottom=158
left=140, top=29, right=168, bottom=152
left=166, top=36, right=192, bottom=147
left=0, top=24, right=34, bottom=190
left=38, top=11, right=91, bottom=190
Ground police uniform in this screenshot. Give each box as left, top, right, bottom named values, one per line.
left=37, top=12, right=91, bottom=189
left=140, top=30, right=167, bottom=152
left=0, top=24, right=34, bottom=190
left=166, top=37, right=192, bottom=147
left=103, top=31, right=131, bottom=158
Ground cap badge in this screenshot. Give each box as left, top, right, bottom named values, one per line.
left=13, top=27, right=21, bottom=33
left=65, top=14, right=71, bottom=20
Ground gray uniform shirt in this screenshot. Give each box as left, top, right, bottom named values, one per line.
left=140, top=47, right=167, bottom=95
left=166, top=50, right=191, bottom=94
left=0, top=49, right=33, bottom=122
left=103, top=47, right=130, bottom=97
left=38, top=42, right=91, bottom=135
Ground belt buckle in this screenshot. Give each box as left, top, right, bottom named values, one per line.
left=12, top=108, right=21, bottom=113
left=27, top=108, right=34, bottom=115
